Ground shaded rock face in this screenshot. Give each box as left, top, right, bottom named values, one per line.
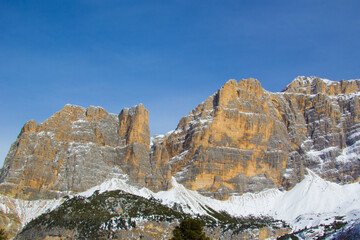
left=0, top=76, right=359, bottom=200
left=0, top=104, right=170, bottom=200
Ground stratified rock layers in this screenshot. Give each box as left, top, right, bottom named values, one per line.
left=0, top=104, right=170, bottom=200
left=162, top=77, right=360, bottom=199
left=0, top=76, right=359, bottom=200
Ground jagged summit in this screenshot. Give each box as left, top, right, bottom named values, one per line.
left=288, top=76, right=334, bottom=86
left=283, top=76, right=360, bottom=95
left=118, top=103, right=150, bottom=147
left=0, top=102, right=168, bottom=200
left=120, top=103, right=145, bottom=115
left=158, top=76, right=360, bottom=199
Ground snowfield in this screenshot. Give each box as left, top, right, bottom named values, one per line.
left=1, top=169, right=359, bottom=233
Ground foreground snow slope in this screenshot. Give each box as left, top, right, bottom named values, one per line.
left=274, top=170, right=360, bottom=222
left=1, top=169, right=359, bottom=231
left=0, top=195, right=63, bottom=227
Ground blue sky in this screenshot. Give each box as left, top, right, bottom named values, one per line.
left=1, top=0, right=360, bottom=166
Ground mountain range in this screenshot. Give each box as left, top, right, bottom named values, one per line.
left=0, top=76, right=359, bottom=239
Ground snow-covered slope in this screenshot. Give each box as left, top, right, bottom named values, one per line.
left=1, top=169, right=359, bottom=233
left=151, top=169, right=360, bottom=230
left=0, top=194, right=63, bottom=226
left=274, top=170, right=360, bottom=229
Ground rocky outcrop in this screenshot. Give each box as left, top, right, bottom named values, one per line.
left=281, top=76, right=360, bottom=185
left=0, top=104, right=170, bottom=200
left=283, top=76, right=360, bottom=95
left=0, top=76, right=359, bottom=201
left=118, top=104, right=150, bottom=147
left=161, top=79, right=296, bottom=199
left=161, top=77, right=360, bottom=199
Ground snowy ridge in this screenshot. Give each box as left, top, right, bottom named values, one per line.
left=283, top=76, right=360, bottom=96
left=79, top=177, right=152, bottom=199
left=289, top=76, right=335, bottom=87
left=1, top=169, right=359, bottom=232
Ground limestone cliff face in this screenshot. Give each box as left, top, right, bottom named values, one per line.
left=118, top=104, right=150, bottom=147
left=161, top=77, right=360, bottom=199
left=161, top=79, right=295, bottom=199
left=0, top=104, right=170, bottom=200
left=0, top=76, right=359, bottom=201
left=281, top=76, right=360, bottom=185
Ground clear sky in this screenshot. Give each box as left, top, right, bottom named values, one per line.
left=1, top=0, right=360, bottom=166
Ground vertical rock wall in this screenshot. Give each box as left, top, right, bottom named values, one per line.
left=0, top=104, right=170, bottom=200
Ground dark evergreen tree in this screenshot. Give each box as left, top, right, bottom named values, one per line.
left=171, top=218, right=209, bottom=240
left=0, top=228, right=7, bottom=240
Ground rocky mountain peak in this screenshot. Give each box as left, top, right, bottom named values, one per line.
left=32, top=104, right=120, bottom=146
left=53, top=104, right=86, bottom=121
left=215, top=78, right=264, bottom=108
left=162, top=77, right=360, bottom=199
left=85, top=105, right=109, bottom=122
left=283, top=76, right=360, bottom=96
left=118, top=103, right=150, bottom=148
left=238, top=78, right=264, bottom=97
left=0, top=103, right=158, bottom=200
left=20, top=119, right=37, bottom=134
